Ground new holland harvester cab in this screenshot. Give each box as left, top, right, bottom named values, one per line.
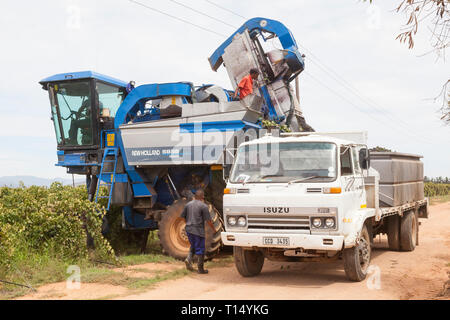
left=39, top=18, right=313, bottom=260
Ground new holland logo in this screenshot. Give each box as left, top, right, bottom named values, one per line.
left=263, top=207, right=290, bottom=213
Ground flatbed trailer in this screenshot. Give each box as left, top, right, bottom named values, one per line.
left=379, top=199, right=428, bottom=219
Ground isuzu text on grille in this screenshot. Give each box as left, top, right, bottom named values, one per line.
left=263, top=207, right=290, bottom=213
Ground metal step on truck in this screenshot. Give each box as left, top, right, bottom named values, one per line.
left=221, top=131, right=428, bottom=281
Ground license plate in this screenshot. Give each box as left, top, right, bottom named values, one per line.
left=263, top=237, right=290, bottom=246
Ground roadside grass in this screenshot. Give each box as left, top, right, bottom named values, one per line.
left=0, top=248, right=90, bottom=300
left=429, top=195, right=450, bottom=205
left=205, top=254, right=234, bottom=268
left=126, top=269, right=190, bottom=291
left=81, top=266, right=190, bottom=294
left=119, top=253, right=176, bottom=266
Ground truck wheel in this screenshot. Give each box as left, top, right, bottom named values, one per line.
left=234, top=247, right=264, bottom=277
left=400, top=210, right=417, bottom=251
left=158, top=199, right=223, bottom=260
left=343, top=224, right=371, bottom=282
left=386, top=215, right=401, bottom=251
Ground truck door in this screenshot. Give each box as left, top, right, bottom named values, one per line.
left=340, top=146, right=360, bottom=214
left=351, top=146, right=366, bottom=209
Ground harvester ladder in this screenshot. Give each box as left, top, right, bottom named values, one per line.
left=95, top=147, right=119, bottom=211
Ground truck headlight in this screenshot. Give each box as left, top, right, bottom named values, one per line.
left=311, top=217, right=336, bottom=229
left=325, top=218, right=335, bottom=228
left=227, top=216, right=237, bottom=226
left=312, top=218, right=322, bottom=228
left=237, top=216, right=246, bottom=227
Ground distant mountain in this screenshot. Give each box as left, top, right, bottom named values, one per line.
left=0, top=176, right=85, bottom=188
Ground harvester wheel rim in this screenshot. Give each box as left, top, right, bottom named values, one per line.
left=169, top=217, right=190, bottom=252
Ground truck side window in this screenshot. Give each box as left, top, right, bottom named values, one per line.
left=340, top=147, right=353, bottom=176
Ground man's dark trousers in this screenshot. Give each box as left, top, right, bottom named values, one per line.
left=187, top=232, right=205, bottom=255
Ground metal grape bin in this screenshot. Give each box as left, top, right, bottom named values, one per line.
left=369, top=152, right=425, bottom=207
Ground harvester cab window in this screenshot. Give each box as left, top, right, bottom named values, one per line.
left=96, top=82, right=125, bottom=118
left=53, top=81, right=94, bottom=146
left=340, top=146, right=353, bottom=176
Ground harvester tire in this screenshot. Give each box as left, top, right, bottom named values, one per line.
left=158, top=199, right=223, bottom=260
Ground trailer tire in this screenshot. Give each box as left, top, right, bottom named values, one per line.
left=234, top=247, right=264, bottom=277
left=400, top=210, right=417, bottom=251
left=158, top=199, right=223, bottom=260
left=386, top=215, right=401, bottom=251
left=343, top=224, right=371, bottom=282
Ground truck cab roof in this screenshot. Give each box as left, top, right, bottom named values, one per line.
left=239, top=132, right=368, bottom=148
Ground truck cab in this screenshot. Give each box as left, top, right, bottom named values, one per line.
left=222, top=132, right=378, bottom=281
left=39, top=71, right=128, bottom=174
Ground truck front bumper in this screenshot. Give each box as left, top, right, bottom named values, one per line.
left=221, top=232, right=344, bottom=251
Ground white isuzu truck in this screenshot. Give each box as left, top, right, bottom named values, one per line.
left=221, top=132, right=428, bottom=281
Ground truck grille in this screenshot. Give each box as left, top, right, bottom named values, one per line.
left=247, top=215, right=310, bottom=230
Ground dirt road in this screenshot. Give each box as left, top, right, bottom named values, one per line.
left=19, top=202, right=450, bottom=300
left=120, top=201, right=450, bottom=300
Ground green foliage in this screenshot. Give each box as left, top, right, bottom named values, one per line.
left=369, top=146, right=393, bottom=152
left=424, top=182, right=450, bottom=197
left=261, top=119, right=291, bottom=133
left=424, top=176, right=450, bottom=184
left=0, top=183, right=117, bottom=280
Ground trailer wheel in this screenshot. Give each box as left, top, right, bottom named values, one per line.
left=158, top=199, right=223, bottom=260
left=234, top=247, right=264, bottom=277
left=386, top=215, right=401, bottom=251
left=400, top=210, right=417, bottom=251
left=343, top=224, right=371, bottom=282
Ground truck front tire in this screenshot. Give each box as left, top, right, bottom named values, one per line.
left=343, top=224, right=371, bottom=282
left=234, top=247, right=264, bottom=277
left=400, top=210, right=417, bottom=251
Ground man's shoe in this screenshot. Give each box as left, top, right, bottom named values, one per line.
left=185, top=250, right=194, bottom=271
left=197, top=255, right=209, bottom=274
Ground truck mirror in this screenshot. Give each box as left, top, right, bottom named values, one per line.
left=359, top=148, right=370, bottom=170
left=223, top=164, right=232, bottom=181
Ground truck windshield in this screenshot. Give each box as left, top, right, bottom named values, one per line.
left=50, top=81, right=94, bottom=146
left=230, top=142, right=337, bottom=183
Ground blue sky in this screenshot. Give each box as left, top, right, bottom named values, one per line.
left=0, top=0, right=448, bottom=179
